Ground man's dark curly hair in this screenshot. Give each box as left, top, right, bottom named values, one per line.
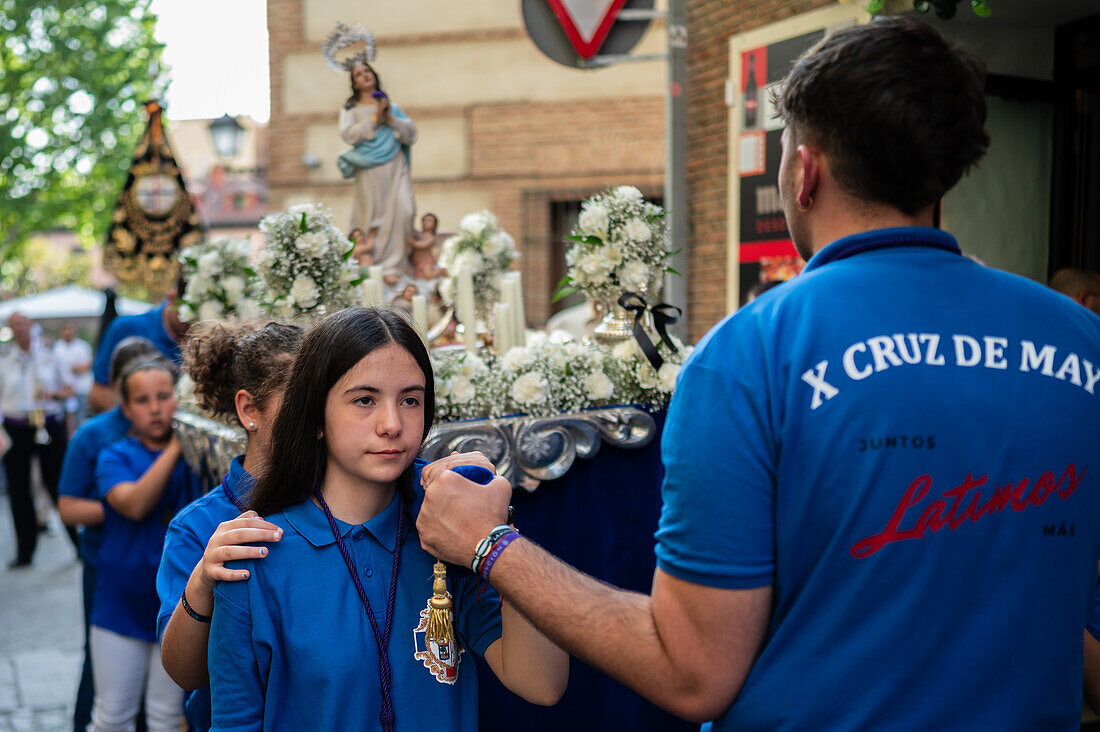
left=777, top=17, right=989, bottom=215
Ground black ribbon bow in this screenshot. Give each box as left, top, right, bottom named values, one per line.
left=617, top=292, right=682, bottom=372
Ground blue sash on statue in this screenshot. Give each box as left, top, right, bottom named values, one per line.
left=337, top=102, right=411, bottom=179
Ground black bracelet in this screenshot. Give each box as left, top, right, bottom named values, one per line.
left=181, top=590, right=212, bottom=623
left=507, top=505, right=515, bottom=525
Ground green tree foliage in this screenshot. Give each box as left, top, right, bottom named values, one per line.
left=0, top=0, right=164, bottom=258
left=0, top=233, right=93, bottom=296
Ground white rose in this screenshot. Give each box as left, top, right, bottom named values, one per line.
left=658, top=362, right=681, bottom=392
left=614, top=185, right=644, bottom=203
left=510, top=371, right=548, bottom=406
left=290, top=275, right=320, bottom=309
left=449, top=376, right=477, bottom=404
left=620, top=260, right=649, bottom=292
left=584, top=370, right=614, bottom=400
left=578, top=205, right=609, bottom=237
left=221, top=276, right=246, bottom=305
left=198, top=300, right=224, bottom=322
left=624, top=218, right=651, bottom=243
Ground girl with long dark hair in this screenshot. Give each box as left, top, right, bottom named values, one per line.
left=208, top=307, right=566, bottom=731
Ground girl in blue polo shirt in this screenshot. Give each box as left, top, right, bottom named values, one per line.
left=155, top=321, right=304, bottom=732
left=208, top=307, right=568, bottom=731
left=91, top=359, right=203, bottom=732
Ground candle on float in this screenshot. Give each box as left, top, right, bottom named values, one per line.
left=458, top=267, right=477, bottom=353
left=494, top=302, right=512, bottom=355
left=505, top=272, right=526, bottom=347
left=412, top=295, right=428, bottom=340
left=500, top=274, right=518, bottom=348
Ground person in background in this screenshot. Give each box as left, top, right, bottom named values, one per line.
left=59, top=336, right=161, bottom=732
left=54, top=322, right=94, bottom=433
left=0, top=311, right=76, bottom=567
left=90, top=359, right=202, bottom=732
left=415, top=18, right=1100, bottom=730
left=1049, top=267, right=1100, bottom=317
left=156, top=322, right=303, bottom=732
left=88, top=279, right=189, bottom=415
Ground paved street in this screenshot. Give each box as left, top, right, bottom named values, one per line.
left=0, top=493, right=83, bottom=732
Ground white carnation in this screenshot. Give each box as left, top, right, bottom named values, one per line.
left=614, top=185, right=644, bottom=203
left=221, top=276, right=246, bottom=305
left=658, top=362, right=681, bottom=392
left=452, top=251, right=484, bottom=275
left=501, top=347, right=536, bottom=371
left=578, top=252, right=607, bottom=277
left=438, top=278, right=456, bottom=304
left=613, top=339, right=640, bottom=361
left=510, top=371, right=548, bottom=406
left=235, top=299, right=262, bottom=322
left=274, top=297, right=297, bottom=319
left=187, top=273, right=212, bottom=299
left=290, top=275, right=320, bottom=309
left=481, top=233, right=504, bottom=258
left=256, top=247, right=277, bottom=271
left=178, top=303, right=196, bottom=323
left=197, top=251, right=221, bottom=277
left=578, top=205, right=609, bottom=237
left=449, top=376, right=477, bottom=404
left=598, top=242, right=624, bottom=269
left=198, top=300, right=224, bottom=322
left=525, top=332, right=548, bottom=348
left=460, top=211, right=494, bottom=238
left=623, top=218, right=651, bottom=243
left=456, top=354, right=488, bottom=377
left=584, top=370, right=614, bottom=400
left=296, top=231, right=328, bottom=258
left=620, top=260, right=650, bottom=292
left=636, top=361, right=658, bottom=390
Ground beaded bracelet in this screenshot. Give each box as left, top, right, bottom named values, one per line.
left=479, top=530, right=520, bottom=581
left=471, top=524, right=513, bottom=575
left=181, top=590, right=212, bottom=623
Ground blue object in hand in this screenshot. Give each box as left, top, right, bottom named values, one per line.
left=449, top=464, right=494, bottom=485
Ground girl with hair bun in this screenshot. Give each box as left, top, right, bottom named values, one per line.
left=156, top=321, right=304, bottom=732
left=208, top=307, right=567, bottom=731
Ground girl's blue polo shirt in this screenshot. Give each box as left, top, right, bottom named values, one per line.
left=157, top=455, right=252, bottom=732
left=91, top=302, right=181, bottom=385
left=209, top=460, right=503, bottom=732
left=57, top=406, right=131, bottom=566
left=93, top=436, right=204, bottom=642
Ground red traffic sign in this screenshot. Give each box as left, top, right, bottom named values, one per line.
left=543, top=0, right=629, bottom=59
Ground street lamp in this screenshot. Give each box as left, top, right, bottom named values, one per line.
left=209, top=114, right=245, bottom=159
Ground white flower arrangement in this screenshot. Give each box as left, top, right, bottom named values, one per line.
left=558, top=186, right=675, bottom=304
left=437, top=210, right=519, bottom=317
left=432, top=335, right=692, bottom=422
left=255, top=204, right=363, bottom=322
left=178, top=238, right=262, bottom=323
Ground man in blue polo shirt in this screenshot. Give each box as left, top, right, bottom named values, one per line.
left=87, top=283, right=189, bottom=414
left=416, top=18, right=1100, bottom=730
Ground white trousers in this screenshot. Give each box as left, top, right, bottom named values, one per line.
left=89, top=625, right=184, bottom=732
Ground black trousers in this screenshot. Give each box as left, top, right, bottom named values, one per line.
left=3, top=418, right=70, bottom=562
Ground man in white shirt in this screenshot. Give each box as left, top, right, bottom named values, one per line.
left=53, top=322, right=94, bottom=430
left=0, top=312, right=74, bottom=567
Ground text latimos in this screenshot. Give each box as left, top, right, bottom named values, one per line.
left=801, top=335, right=1100, bottom=410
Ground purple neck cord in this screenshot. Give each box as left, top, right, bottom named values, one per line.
left=314, top=487, right=405, bottom=732
left=221, top=476, right=247, bottom=513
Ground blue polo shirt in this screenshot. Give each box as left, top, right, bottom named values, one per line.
left=93, top=436, right=205, bottom=642
left=656, top=227, right=1100, bottom=730
left=92, top=302, right=181, bottom=385
left=209, top=460, right=503, bottom=732
left=156, top=455, right=251, bottom=732
left=58, top=406, right=131, bottom=566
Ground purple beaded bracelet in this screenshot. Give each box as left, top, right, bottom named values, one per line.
left=479, top=530, right=521, bottom=581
